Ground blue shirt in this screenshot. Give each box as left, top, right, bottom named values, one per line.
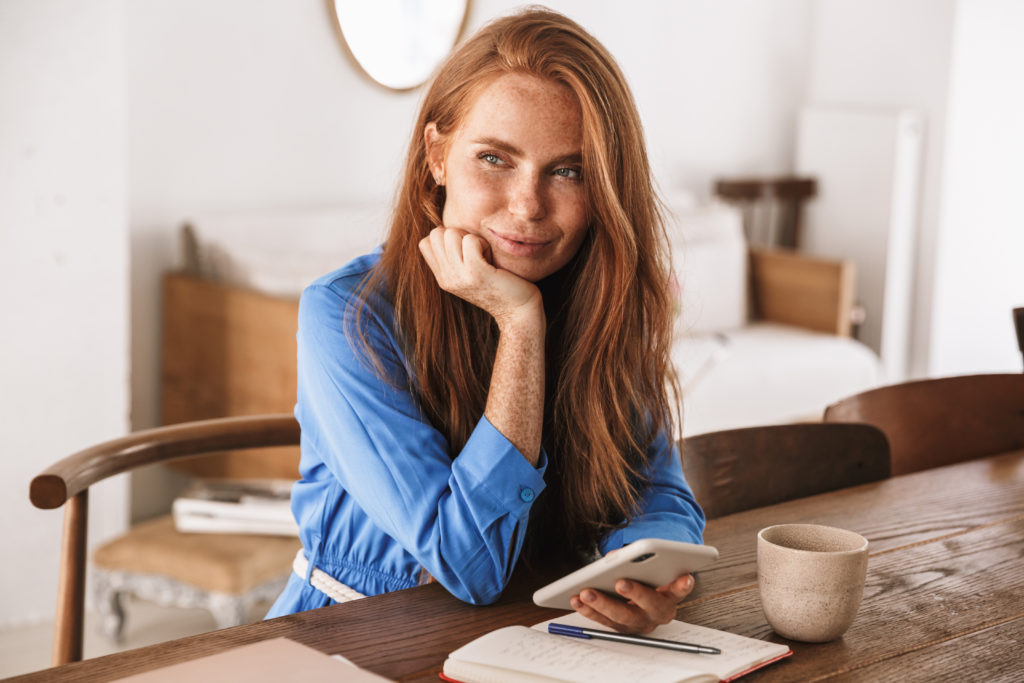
left=266, top=251, right=705, bottom=617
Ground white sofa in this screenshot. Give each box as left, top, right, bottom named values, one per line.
left=663, top=198, right=882, bottom=436
left=173, top=199, right=882, bottom=437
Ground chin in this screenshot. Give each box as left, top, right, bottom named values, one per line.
left=493, top=255, right=553, bottom=283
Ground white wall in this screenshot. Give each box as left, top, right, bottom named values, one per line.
left=805, top=0, right=958, bottom=378
left=125, top=0, right=424, bottom=518
left=125, top=0, right=815, bottom=516
left=929, top=0, right=1024, bottom=374
left=805, top=0, right=1024, bottom=377
left=0, top=0, right=129, bottom=626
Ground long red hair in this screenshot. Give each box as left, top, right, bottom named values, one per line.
left=354, top=7, right=680, bottom=564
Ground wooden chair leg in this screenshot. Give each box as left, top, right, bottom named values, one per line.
left=52, top=489, right=88, bottom=666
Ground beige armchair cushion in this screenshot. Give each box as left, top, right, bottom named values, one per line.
left=93, top=515, right=301, bottom=595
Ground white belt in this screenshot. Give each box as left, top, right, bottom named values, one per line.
left=292, top=549, right=367, bottom=603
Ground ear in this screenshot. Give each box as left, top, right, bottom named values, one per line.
left=424, top=122, right=446, bottom=185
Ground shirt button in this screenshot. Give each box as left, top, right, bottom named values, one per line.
left=519, top=487, right=535, bottom=503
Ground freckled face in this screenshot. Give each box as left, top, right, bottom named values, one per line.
left=427, top=73, right=589, bottom=282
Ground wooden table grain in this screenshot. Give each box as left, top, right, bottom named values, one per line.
left=12, top=450, right=1024, bottom=682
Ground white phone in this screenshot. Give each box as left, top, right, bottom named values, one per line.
left=532, top=538, right=718, bottom=610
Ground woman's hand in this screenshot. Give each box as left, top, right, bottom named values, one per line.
left=420, top=226, right=546, bottom=463
left=418, top=226, right=542, bottom=329
left=569, top=573, right=695, bottom=634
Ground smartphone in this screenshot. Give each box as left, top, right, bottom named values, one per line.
left=532, top=538, right=718, bottom=610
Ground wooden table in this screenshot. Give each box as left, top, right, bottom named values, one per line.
left=13, top=450, right=1024, bottom=682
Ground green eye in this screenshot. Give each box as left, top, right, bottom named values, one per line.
left=555, top=167, right=582, bottom=180
left=481, top=153, right=501, bottom=164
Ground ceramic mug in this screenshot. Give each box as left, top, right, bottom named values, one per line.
left=757, top=523, right=869, bottom=642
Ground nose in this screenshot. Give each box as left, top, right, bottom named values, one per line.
left=508, top=173, right=546, bottom=221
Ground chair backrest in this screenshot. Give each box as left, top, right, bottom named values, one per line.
left=823, top=374, right=1024, bottom=476
left=29, top=414, right=300, bottom=666
left=680, top=423, right=890, bottom=520
left=1014, top=307, right=1024, bottom=370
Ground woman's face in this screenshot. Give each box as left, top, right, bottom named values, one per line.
left=426, top=73, right=589, bottom=283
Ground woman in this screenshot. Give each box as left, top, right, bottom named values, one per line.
left=267, top=8, right=705, bottom=634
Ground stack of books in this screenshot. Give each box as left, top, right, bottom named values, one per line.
left=172, top=479, right=299, bottom=536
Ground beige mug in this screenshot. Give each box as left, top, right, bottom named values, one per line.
left=757, top=523, right=869, bottom=642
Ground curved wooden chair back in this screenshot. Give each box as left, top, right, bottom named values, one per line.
left=29, top=414, right=300, bottom=666
left=824, top=374, right=1024, bottom=476
left=681, top=423, right=890, bottom=520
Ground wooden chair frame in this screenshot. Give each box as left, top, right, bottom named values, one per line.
left=29, top=414, right=300, bottom=666
left=681, top=422, right=891, bottom=519
left=824, top=373, right=1024, bottom=475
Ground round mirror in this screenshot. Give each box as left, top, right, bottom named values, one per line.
left=332, top=0, right=468, bottom=91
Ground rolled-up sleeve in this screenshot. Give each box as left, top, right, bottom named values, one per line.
left=599, top=429, right=705, bottom=554
left=297, top=281, right=546, bottom=604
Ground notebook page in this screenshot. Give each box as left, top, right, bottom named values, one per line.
left=447, top=626, right=713, bottom=683
left=532, top=613, right=789, bottom=680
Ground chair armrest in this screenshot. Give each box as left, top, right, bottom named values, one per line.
left=749, top=247, right=855, bottom=336
left=29, top=414, right=300, bottom=510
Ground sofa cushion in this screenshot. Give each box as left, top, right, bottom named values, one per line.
left=93, top=515, right=301, bottom=595
left=673, top=322, right=883, bottom=438
left=182, top=206, right=388, bottom=297
left=665, top=199, right=748, bottom=336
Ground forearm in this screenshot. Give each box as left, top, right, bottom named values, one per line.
left=485, top=308, right=546, bottom=465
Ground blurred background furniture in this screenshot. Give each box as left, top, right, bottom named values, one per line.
left=170, top=202, right=883, bottom=444
left=77, top=273, right=307, bottom=647
left=796, top=107, right=924, bottom=383
left=680, top=423, right=890, bottom=519
left=663, top=197, right=881, bottom=436
left=713, top=176, right=817, bottom=249
left=824, top=374, right=1024, bottom=475
left=29, top=414, right=300, bottom=665
left=1014, top=307, right=1024, bottom=370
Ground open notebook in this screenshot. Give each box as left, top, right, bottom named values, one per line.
left=441, top=612, right=791, bottom=683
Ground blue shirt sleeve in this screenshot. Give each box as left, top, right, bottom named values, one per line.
left=296, top=279, right=547, bottom=605
left=598, top=429, right=706, bottom=554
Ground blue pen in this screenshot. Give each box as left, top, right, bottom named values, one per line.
left=548, top=623, right=721, bottom=655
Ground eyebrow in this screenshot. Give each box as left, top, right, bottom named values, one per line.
left=472, top=136, right=582, bottom=166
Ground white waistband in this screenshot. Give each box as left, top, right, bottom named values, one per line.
left=292, top=549, right=367, bottom=603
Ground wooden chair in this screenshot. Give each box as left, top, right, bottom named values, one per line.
left=680, top=423, right=891, bottom=520
left=713, top=176, right=817, bottom=249
left=823, top=374, right=1024, bottom=475
left=1014, top=307, right=1024, bottom=370
left=29, top=414, right=300, bottom=666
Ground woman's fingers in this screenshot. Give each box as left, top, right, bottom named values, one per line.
left=568, top=574, right=695, bottom=634
left=419, top=226, right=464, bottom=288
left=418, top=233, right=440, bottom=274
left=442, top=225, right=467, bottom=266
left=616, top=579, right=678, bottom=625
left=570, top=592, right=631, bottom=632
left=460, top=231, right=491, bottom=269
left=658, top=573, right=696, bottom=604
left=418, top=226, right=541, bottom=324
left=571, top=587, right=655, bottom=634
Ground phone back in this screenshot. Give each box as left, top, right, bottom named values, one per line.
left=532, top=538, right=718, bottom=609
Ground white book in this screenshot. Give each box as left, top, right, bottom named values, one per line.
left=171, top=479, right=298, bottom=536
left=441, top=613, right=791, bottom=683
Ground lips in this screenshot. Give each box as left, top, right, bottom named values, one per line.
left=488, top=229, right=552, bottom=257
